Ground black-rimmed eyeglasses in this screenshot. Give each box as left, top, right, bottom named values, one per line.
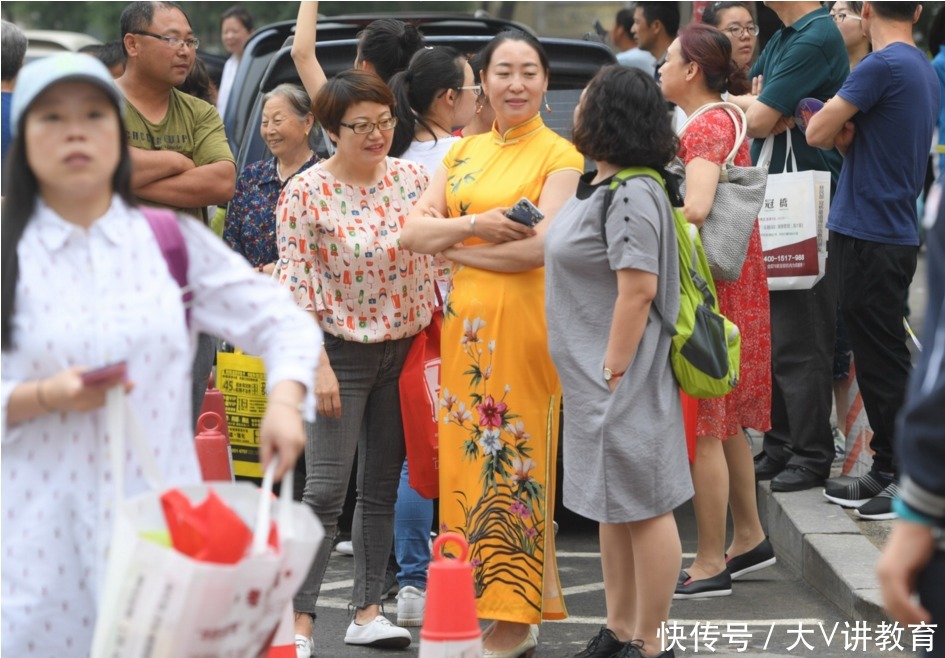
left=339, top=117, right=398, bottom=134
left=722, top=24, right=760, bottom=38
left=132, top=31, right=200, bottom=50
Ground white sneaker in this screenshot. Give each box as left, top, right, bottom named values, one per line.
left=344, top=615, right=412, bottom=648
left=295, top=634, right=314, bottom=658
left=335, top=540, right=354, bottom=556
left=396, top=585, right=426, bottom=627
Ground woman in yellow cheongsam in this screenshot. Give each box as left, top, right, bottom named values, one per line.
left=402, top=30, right=582, bottom=658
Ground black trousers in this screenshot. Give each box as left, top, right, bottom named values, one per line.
left=762, top=252, right=837, bottom=477
left=832, top=231, right=917, bottom=475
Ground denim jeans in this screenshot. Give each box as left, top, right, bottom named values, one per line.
left=293, top=334, right=414, bottom=614
left=394, top=459, right=433, bottom=589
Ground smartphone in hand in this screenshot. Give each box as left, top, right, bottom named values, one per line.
left=505, top=198, right=545, bottom=227
left=80, top=362, right=128, bottom=387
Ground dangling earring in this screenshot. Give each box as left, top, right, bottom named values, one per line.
left=543, top=94, right=552, bottom=113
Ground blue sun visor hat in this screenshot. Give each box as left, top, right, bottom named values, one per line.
left=11, top=52, right=124, bottom=136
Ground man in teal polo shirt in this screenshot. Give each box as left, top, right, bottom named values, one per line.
left=730, top=2, right=849, bottom=492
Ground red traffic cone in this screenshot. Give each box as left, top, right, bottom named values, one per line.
left=419, top=532, right=482, bottom=658
left=194, top=411, right=234, bottom=482
left=200, top=374, right=230, bottom=442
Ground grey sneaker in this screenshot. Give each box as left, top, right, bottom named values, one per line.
left=854, top=481, right=900, bottom=521
left=823, top=471, right=888, bottom=507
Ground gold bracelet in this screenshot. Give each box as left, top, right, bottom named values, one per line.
left=269, top=398, right=304, bottom=414
left=469, top=214, right=477, bottom=237
left=36, top=380, right=53, bottom=412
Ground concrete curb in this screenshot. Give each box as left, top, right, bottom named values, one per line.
left=757, top=482, right=890, bottom=624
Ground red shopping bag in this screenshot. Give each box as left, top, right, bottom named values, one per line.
left=399, top=291, right=443, bottom=499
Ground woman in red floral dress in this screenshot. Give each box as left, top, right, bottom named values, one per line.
left=660, top=23, right=773, bottom=599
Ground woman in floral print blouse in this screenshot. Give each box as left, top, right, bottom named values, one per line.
left=274, top=69, right=435, bottom=651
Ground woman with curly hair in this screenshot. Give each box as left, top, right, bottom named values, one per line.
left=545, top=65, right=689, bottom=658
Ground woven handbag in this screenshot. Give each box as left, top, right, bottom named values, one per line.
left=667, top=102, right=768, bottom=281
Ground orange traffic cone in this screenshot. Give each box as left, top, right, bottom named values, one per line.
left=419, top=532, right=482, bottom=658
left=194, top=411, right=234, bottom=482
left=200, top=374, right=230, bottom=442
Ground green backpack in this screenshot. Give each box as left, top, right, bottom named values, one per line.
left=600, top=167, right=741, bottom=399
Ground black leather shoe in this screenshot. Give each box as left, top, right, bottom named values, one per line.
left=770, top=465, right=825, bottom=492
left=567, top=627, right=627, bottom=658
left=753, top=452, right=785, bottom=481
left=673, top=569, right=732, bottom=599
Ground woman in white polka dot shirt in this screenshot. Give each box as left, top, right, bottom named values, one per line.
left=0, top=55, right=321, bottom=656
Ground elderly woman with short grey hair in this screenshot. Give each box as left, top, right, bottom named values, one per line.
left=223, top=83, right=317, bottom=273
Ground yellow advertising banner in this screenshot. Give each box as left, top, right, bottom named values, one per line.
left=216, top=351, right=266, bottom=479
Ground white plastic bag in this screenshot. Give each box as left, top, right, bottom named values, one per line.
left=757, top=132, right=831, bottom=291
left=91, top=388, right=322, bottom=658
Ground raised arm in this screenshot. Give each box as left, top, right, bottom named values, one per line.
left=292, top=1, right=328, bottom=101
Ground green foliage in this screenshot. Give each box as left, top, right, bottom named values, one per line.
left=1, top=1, right=476, bottom=53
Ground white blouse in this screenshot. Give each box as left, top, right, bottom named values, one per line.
left=0, top=196, right=320, bottom=656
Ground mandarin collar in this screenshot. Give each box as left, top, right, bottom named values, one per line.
left=491, top=114, right=545, bottom=146
left=35, top=195, right=131, bottom=252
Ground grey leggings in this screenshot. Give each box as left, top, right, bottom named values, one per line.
left=293, top=334, right=413, bottom=613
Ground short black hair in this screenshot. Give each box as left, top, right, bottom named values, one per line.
left=1, top=20, right=28, bottom=82
left=616, top=7, right=635, bottom=33
left=869, top=2, right=919, bottom=21
left=572, top=66, right=677, bottom=169
left=120, top=1, right=191, bottom=55
left=81, top=40, right=127, bottom=70
left=636, top=2, right=681, bottom=37
left=221, top=5, right=253, bottom=31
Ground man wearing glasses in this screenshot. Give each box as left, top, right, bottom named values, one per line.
left=117, top=1, right=237, bottom=430
left=117, top=1, right=235, bottom=223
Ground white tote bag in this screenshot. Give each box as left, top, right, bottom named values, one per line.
left=756, top=131, right=830, bottom=291
left=91, top=388, right=323, bottom=658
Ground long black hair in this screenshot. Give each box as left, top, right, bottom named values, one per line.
left=356, top=18, right=425, bottom=83
left=1, top=94, right=135, bottom=351
left=388, top=46, right=467, bottom=158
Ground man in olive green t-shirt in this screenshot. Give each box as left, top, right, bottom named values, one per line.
left=116, top=1, right=237, bottom=430
left=117, top=1, right=235, bottom=222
